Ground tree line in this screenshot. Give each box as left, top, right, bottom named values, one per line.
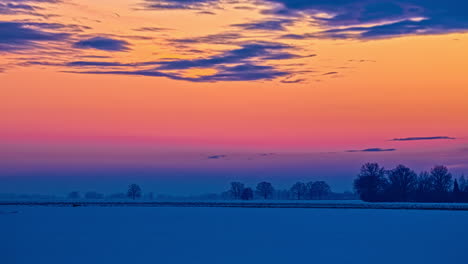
left=66, top=181, right=338, bottom=201
left=68, top=184, right=146, bottom=200
left=64, top=163, right=467, bottom=203
left=224, top=181, right=333, bottom=200
left=354, top=163, right=468, bottom=202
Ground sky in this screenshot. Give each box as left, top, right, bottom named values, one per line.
left=1, top=0, right=467, bottom=195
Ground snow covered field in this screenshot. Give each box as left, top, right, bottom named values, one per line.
left=2, top=206, right=467, bottom=264
left=2, top=200, right=468, bottom=210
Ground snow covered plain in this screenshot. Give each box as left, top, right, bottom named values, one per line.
left=2, top=205, right=467, bottom=264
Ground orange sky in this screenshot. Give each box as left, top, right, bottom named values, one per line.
left=1, top=0, right=467, bottom=192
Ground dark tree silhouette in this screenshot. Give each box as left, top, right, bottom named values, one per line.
left=453, top=179, right=461, bottom=202
left=430, top=165, right=452, bottom=201
left=353, top=163, right=387, bottom=202
left=290, top=182, right=307, bottom=200
left=241, top=187, right=254, bottom=200
left=353, top=163, right=459, bottom=203
left=458, top=175, right=467, bottom=193
left=229, top=182, right=245, bottom=200
left=388, top=165, right=417, bottom=201
left=67, top=191, right=80, bottom=199
left=416, top=171, right=433, bottom=201
left=307, top=181, right=331, bottom=200
left=275, top=189, right=291, bottom=200
left=256, top=182, right=274, bottom=199
left=459, top=175, right=468, bottom=202
left=127, top=184, right=142, bottom=200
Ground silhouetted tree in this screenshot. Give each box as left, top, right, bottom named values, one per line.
left=388, top=165, right=417, bottom=201
left=416, top=171, right=433, bottom=202
left=229, top=182, right=245, bottom=200
left=127, top=184, right=142, bottom=200
left=459, top=175, right=467, bottom=192
left=256, top=182, right=274, bottom=199
left=241, top=187, right=254, bottom=200
left=290, top=182, right=307, bottom=200
left=67, top=191, right=80, bottom=199
left=430, top=165, right=452, bottom=201
left=353, top=163, right=387, bottom=202
left=453, top=179, right=461, bottom=202
left=307, top=181, right=331, bottom=199
left=275, top=189, right=291, bottom=200
left=306, top=181, right=315, bottom=199
left=459, top=175, right=468, bottom=202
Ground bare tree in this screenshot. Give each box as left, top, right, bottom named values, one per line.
left=229, top=182, right=245, bottom=200
left=241, top=188, right=254, bottom=200
left=430, top=165, right=452, bottom=199
left=127, top=184, right=142, bottom=200
left=290, top=182, right=307, bottom=200
left=353, top=163, right=388, bottom=202
left=275, top=189, right=291, bottom=200
left=416, top=171, right=433, bottom=201
left=307, top=181, right=331, bottom=200
left=453, top=179, right=461, bottom=202
left=388, top=165, right=417, bottom=201
left=458, top=175, right=467, bottom=192
left=256, top=182, right=274, bottom=199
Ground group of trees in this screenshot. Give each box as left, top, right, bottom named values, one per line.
left=290, top=181, right=331, bottom=200
left=65, top=166, right=468, bottom=203
left=354, top=163, right=468, bottom=202
left=226, top=180, right=332, bottom=200
left=68, top=184, right=144, bottom=200
left=227, top=182, right=273, bottom=200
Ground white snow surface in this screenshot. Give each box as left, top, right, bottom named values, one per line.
left=2, top=206, right=467, bottom=264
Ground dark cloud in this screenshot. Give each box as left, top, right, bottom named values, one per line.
left=391, top=136, right=456, bottom=141
left=61, top=42, right=303, bottom=82
left=280, top=78, right=305, bottom=83
left=0, top=0, right=60, bottom=17
left=322, top=71, right=338, bottom=75
left=207, top=155, right=227, bottom=159
left=0, top=21, right=69, bottom=52
left=133, top=27, right=172, bottom=32
left=66, top=63, right=289, bottom=82
left=231, top=19, right=295, bottom=31
left=194, top=64, right=288, bottom=81
left=233, top=6, right=256, bottom=10
left=0, top=3, right=37, bottom=15
left=67, top=61, right=132, bottom=67
left=172, top=33, right=242, bottom=45
left=266, top=0, right=468, bottom=39
left=259, top=153, right=276, bottom=156
left=79, top=55, right=112, bottom=59
left=197, top=10, right=215, bottom=15
left=156, top=42, right=294, bottom=70
left=143, top=0, right=216, bottom=10
left=6, top=0, right=60, bottom=2
left=280, top=33, right=313, bottom=40
left=23, top=22, right=91, bottom=32
left=73, top=37, right=130, bottom=51
left=69, top=42, right=294, bottom=69
left=346, top=148, right=396, bottom=152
